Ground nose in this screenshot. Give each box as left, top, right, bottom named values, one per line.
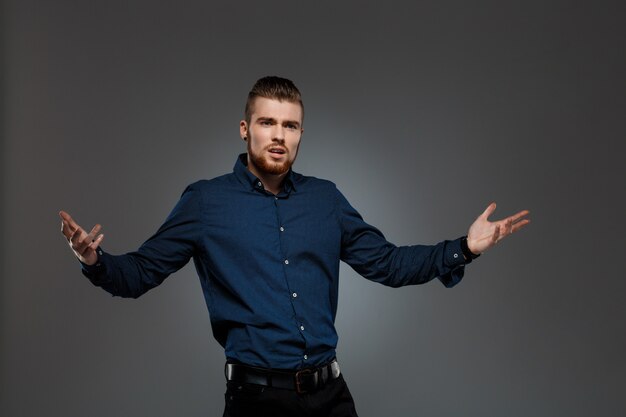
left=272, top=125, right=285, bottom=142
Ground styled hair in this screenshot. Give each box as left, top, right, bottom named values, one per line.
left=245, top=76, right=304, bottom=124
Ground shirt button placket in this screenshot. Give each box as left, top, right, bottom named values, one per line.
left=275, top=196, right=306, bottom=359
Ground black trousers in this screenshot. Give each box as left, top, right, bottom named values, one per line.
left=222, top=374, right=359, bottom=417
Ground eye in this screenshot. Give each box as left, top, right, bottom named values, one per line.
left=286, top=123, right=298, bottom=130
left=260, top=120, right=272, bottom=126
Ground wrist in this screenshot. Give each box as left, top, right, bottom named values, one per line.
left=461, top=236, right=480, bottom=260
left=79, top=247, right=104, bottom=268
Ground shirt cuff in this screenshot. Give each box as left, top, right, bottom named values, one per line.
left=78, top=248, right=104, bottom=277
left=445, top=237, right=471, bottom=268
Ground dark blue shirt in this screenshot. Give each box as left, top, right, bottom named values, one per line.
left=82, top=154, right=470, bottom=369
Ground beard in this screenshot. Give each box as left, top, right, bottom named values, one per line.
left=247, top=137, right=297, bottom=176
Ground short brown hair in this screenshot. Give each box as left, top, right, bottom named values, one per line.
left=245, top=76, right=304, bottom=124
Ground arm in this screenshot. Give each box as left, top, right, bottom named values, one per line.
left=336, top=189, right=530, bottom=288
left=336, top=188, right=468, bottom=288
left=60, top=185, right=205, bottom=298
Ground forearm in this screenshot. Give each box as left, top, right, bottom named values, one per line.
left=80, top=248, right=170, bottom=298
left=77, top=184, right=204, bottom=298
left=351, top=237, right=468, bottom=288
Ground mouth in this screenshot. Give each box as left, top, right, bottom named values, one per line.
left=267, top=147, right=287, bottom=158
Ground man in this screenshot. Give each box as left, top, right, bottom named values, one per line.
left=60, top=76, right=529, bottom=417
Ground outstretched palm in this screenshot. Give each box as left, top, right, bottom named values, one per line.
left=467, top=203, right=530, bottom=255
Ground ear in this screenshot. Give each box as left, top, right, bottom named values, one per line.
left=239, top=120, right=248, bottom=141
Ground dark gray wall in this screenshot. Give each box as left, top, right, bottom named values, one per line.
left=2, top=1, right=625, bottom=416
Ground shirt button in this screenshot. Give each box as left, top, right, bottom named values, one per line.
left=453, top=253, right=459, bottom=259
left=257, top=181, right=262, bottom=187
left=292, top=292, right=298, bottom=298
left=284, top=259, right=289, bottom=265
left=303, top=355, right=308, bottom=360
left=300, top=325, right=305, bottom=331
left=280, top=226, right=284, bottom=232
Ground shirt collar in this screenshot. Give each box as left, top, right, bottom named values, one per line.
left=233, top=153, right=297, bottom=193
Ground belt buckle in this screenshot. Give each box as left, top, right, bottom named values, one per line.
left=294, top=368, right=314, bottom=394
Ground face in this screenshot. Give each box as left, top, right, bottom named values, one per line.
left=240, top=97, right=303, bottom=177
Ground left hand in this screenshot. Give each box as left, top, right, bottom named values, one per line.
left=466, top=203, right=530, bottom=255
left=59, top=210, right=104, bottom=266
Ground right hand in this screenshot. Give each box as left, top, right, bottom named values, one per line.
left=59, top=210, right=104, bottom=266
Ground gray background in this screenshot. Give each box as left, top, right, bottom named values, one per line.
left=2, top=1, right=625, bottom=416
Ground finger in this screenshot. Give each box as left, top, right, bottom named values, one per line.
left=60, top=211, right=80, bottom=239
left=88, top=234, right=104, bottom=251
left=511, top=219, right=530, bottom=233
left=59, top=210, right=80, bottom=230
left=508, top=210, right=530, bottom=225
left=60, top=212, right=75, bottom=235
left=61, top=219, right=79, bottom=239
left=480, top=202, right=497, bottom=220
left=61, top=219, right=74, bottom=239
left=70, top=226, right=84, bottom=246
left=75, top=224, right=102, bottom=255
left=86, top=224, right=102, bottom=242
left=70, top=227, right=92, bottom=255
left=492, top=224, right=501, bottom=244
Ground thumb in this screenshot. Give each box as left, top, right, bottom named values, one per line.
left=480, top=202, right=497, bottom=220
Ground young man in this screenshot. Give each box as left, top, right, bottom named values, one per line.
left=60, top=76, right=529, bottom=417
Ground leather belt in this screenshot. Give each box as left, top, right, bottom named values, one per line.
left=225, top=359, right=341, bottom=394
